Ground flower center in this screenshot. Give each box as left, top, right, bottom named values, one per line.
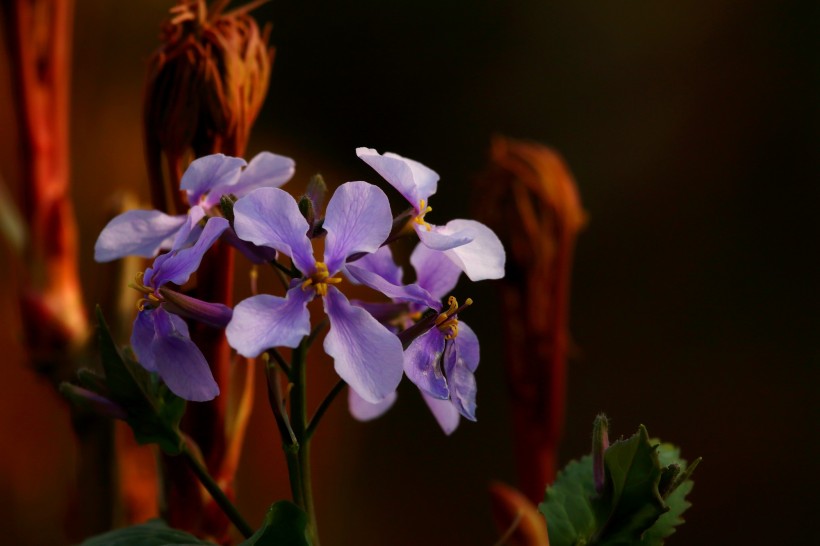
left=301, top=261, right=343, bottom=297
left=413, top=199, right=433, bottom=232
left=435, top=296, right=473, bottom=340
left=129, top=272, right=162, bottom=311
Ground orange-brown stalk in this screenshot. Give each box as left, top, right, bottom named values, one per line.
left=476, top=136, right=586, bottom=502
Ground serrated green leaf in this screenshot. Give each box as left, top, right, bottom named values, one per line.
left=78, top=519, right=217, bottom=546
left=594, top=425, right=666, bottom=544
left=239, top=501, right=311, bottom=546
left=639, top=444, right=698, bottom=546
left=539, top=455, right=597, bottom=546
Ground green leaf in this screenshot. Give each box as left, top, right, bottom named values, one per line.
left=65, top=307, right=186, bottom=454
left=239, top=501, right=311, bottom=546
left=639, top=444, right=699, bottom=546
left=539, top=455, right=597, bottom=546
left=78, top=519, right=217, bottom=546
left=539, top=423, right=699, bottom=546
left=593, top=425, right=666, bottom=544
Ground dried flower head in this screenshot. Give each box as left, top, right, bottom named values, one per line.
left=144, top=0, right=273, bottom=213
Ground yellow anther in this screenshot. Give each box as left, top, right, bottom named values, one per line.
left=413, top=199, right=433, bottom=232
left=301, top=261, right=343, bottom=297
left=434, top=296, right=472, bottom=340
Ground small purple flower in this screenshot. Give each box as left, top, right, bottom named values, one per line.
left=129, top=214, right=231, bottom=401
left=94, top=152, right=294, bottom=263
left=348, top=244, right=481, bottom=434
left=226, top=182, right=404, bottom=403
left=356, top=147, right=505, bottom=281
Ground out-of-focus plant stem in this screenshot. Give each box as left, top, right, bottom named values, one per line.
left=142, top=1, right=273, bottom=538
left=476, top=136, right=586, bottom=503
left=0, top=0, right=119, bottom=538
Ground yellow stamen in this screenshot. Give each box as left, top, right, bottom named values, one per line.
left=130, top=272, right=162, bottom=310
left=413, top=199, right=433, bottom=232
left=434, top=296, right=473, bottom=340
left=301, top=261, right=343, bottom=297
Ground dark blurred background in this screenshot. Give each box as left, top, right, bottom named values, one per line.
left=1, top=1, right=817, bottom=544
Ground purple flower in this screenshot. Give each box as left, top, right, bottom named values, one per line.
left=348, top=244, right=481, bottom=434
left=129, top=214, right=231, bottom=401
left=356, top=147, right=505, bottom=281
left=225, top=182, right=404, bottom=403
left=94, top=152, right=294, bottom=262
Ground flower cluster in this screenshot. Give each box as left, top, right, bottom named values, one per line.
left=95, top=148, right=505, bottom=432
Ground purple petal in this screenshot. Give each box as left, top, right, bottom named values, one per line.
left=403, top=328, right=449, bottom=399
left=322, top=287, right=403, bottom=403
left=323, top=181, right=392, bottom=274
left=416, top=222, right=474, bottom=251
left=410, top=243, right=463, bottom=299
left=181, top=154, right=246, bottom=206
left=356, top=147, right=439, bottom=209
left=348, top=245, right=403, bottom=285
left=349, top=301, right=410, bottom=330
left=348, top=388, right=397, bottom=421
left=421, top=392, right=460, bottom=435
left=146, top=217, right=229, bottom=289
left=233, top=187, right=315, bottom=275
left=215, top=151, right=295, bottom=202
left=94, top=210, right=186, bottom=262
left=455, top=321, right=480, bottom=373
left=226, top=286, right=313, bottom=357
left=151, top=307, right=219, bottom=401
left=170, top=205, right=206, bottom=250
left=444, top=329, right=479, bottom=421
left=437, top=219, right=506, bottom=281
left=131, top=309, right=160, bottom=372
left=346, top=263, right=440, bottom=311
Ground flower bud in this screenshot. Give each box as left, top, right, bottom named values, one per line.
left=592, top=413, right=610, bottom=494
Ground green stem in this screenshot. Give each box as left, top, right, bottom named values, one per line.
left=290, top=339, right=320, bottom=545
left=180, top=439, right=253, bottom=538
left=306, top=379, right=346, bottom=440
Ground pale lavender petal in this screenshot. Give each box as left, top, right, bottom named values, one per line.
left=94, top=210, right=186, bottom=262
left=226, top=286, right=313, bottom=357
left=349, top=245, right=403, bottom=285
left=233, top=187, right=315, bottom=275
left=170, top=205, right=206, bottom=249
left=348, top=388, right=397, bottom=421
left=438, top=219, right=506, bottom=281
left=356, top=147, right=439, bottom=208
left=416, top=222, right=474, bottom=251
left=444, top=334, right=478, bottom=421
left=410, top=243, right=463, bottom=299
left=323, top=287, right=403, bottom=403
left=403, top=328, right=448, bottom=399
left=456, top=322, right=480, bottom=373
left=346, top=263, right=440, bottom=310
left=131, top=309, right=159, bottom=372
left=421, top=391, right=460, bottom=435
left=146, top=217, right=229, bottom=289
left=323, top=181, right=392, bottom=274
left=152, top=307, right=219, bottom=401
left=181, top=154, right=246, bottom=206
left=214, top=151, right=295, bottom=202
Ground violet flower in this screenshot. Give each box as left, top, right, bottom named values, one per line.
left=225, top=182, right=404, bottom=403
left=94, top=152, right=293, bottom=262
left=356, top=147, right=505, bottom=281
left=129, top=212, right=231, bottom=401
left=347, top=244, right=481, bottom=435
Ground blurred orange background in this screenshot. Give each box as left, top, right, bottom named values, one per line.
left=1, top=1, right=817, bottom=544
